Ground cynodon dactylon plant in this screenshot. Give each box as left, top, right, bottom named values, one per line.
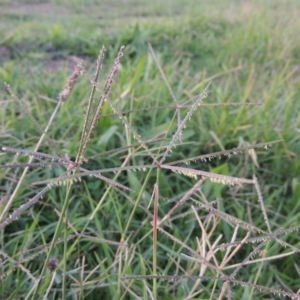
left=0, top=44, right=298, bottom=299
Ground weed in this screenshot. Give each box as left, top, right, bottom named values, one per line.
left=1, top=42, right=298, bottom=300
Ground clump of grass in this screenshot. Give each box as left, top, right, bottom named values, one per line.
left=0, top=43, right=298, bottom=300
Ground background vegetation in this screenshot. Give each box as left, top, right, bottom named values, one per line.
left=0, top=0, right=300, bottom=299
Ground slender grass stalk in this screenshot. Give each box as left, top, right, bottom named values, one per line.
left=0, top=60, right=83, bottom=228
left=152, top=183, right=159, bottom=300
left=32, top=183, right=73, bottom=299
left=62, top=185, right=70, bottom=300
left=43, top=272, right=56, bottom=300
left=249, top=245, right=267, bottom=299
left=75, top=46, right=105, bottom=165
left=148, top=43, right=183, bottom=142
left=122, top=168, right=153, bottom=241
left=0, top=97, right=65, bottom=222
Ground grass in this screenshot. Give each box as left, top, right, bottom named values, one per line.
left=0, top=0, right=300, bottom=299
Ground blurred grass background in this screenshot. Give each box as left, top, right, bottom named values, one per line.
left=0, top=0, right=300, bottom=298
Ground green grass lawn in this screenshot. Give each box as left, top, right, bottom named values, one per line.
left=1, top=0, right=300, bottom=299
